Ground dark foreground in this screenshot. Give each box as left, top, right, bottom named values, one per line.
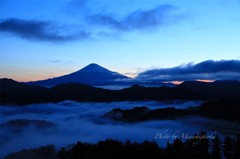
left=4, top=132, right=240, bottom=159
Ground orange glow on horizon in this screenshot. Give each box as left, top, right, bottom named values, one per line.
left=0, top=69, right=73, bottom=82
left=171, top=81, right=183, bottom=85
left=164, top=80, right=215, bottom=85
left=163, top=81, right=183, bottom=85
left=196, top=79, right=215, bottom=83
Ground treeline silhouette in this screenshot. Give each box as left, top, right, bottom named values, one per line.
left=1, top=78, right=240, bottom=105
left=57, top=132, right=240, bottom=159
left=4, top=132, right=240, bottom=159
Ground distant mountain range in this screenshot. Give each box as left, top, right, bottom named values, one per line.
left=26, top=63, right=175, bottom=88
left=27, top=63, right=130, bottom=87
left=1, top=63, right=240, bottom=105
left=1, top=78, right=240, bottom=105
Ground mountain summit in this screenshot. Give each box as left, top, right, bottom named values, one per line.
left=79, top=63, right=112, bottom=73
left=28, top=63, right=129, bottom=87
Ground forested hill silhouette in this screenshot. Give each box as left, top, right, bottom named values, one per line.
left=177, top=80, right=240, bottom=99
left=1, top=78, right=240, bottom=105
left=0, top=78, right=49, bottom=104
left=0, top=79, right=240, bottom=105
left=5, top=132, right=240, bottom=159
left=105, top=98, right=240, bottom=122
left=27, top=63, right=130, bottom=87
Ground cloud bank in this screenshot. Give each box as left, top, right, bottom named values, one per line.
left=0, top=101, right=196, bottom=157
left=2, top=100, right=240, bottom=158
left=88, top=4, right=181, bottom=31
left=0, top=3, right=184, bottom=42
left=0, top=18, right=90, bottom=42
left=137, top=60, right=240, bottom=81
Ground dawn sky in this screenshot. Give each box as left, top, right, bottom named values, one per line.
left=1, top=0, right=240, bottom=82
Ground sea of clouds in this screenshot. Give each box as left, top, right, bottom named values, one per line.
left=1, top=100, right=240, bottom=158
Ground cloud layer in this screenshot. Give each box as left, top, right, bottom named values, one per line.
left=2, top=100, right=231, bottom=158
left=0, top=18, right=90, bottom=42
left=88, top=4, right=180, bottom=31
left=137, top=60, right=240, bottom=81
left=0, top=3, right=183, bottom=42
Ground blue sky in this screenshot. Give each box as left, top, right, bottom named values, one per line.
left=0, top=0, right=240, bottom=82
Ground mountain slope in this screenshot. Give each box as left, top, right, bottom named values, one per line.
left=177, top=80, right=240, bottom=99
left=0, top=78, right=48, bottom=105
left=28, top=63, right=129, bottom=87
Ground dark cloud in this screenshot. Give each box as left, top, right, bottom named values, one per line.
left=87, top=5, right=182, bottom=31
left=0, top=18, right=90, bottom=42
left=0, top=4, right=186, bottom=42
left=137, top=60, right=240, bottom=81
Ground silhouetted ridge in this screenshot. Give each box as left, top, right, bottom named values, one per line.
left=105, top=98, right=240, bottom=122
left=199, top=98, right=240, bottom=121
left=56, top=134, right=240, bottom=159
left=178, top=80, right=240, bottom=99
left=27, top=63, right=129, bottom=87
left=1, top=79, right=240, bottom=105
left=5, top=133, right=240, bottom=159
left=0, top=78, right=48, bottom=105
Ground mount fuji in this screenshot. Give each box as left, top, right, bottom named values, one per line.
left=28, top=63, right=130, bottom=87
